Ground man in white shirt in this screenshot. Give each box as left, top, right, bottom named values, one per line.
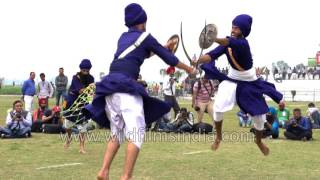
left=0, top=100, right=32, bottom=138
left=38, top=73, right=54, bottom=107
left=163, top=66, right=180, bottom=119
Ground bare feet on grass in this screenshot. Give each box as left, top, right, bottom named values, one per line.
left=256, top=141, right=270, bottom=156
left=211, top=138, right=221, bottom=151
left=64, top=141, right=71, bottom=150
left=79, top=149, right=87, bottom=154
left=97, top=170, right=109, bottom=180
left=120, top=175, right=133, bottom=180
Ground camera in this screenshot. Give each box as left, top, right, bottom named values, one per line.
left=15, top=112, right=22, bottom=119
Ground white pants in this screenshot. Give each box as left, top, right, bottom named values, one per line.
left=213, top=68, right=265, bottom=130
left=105, top=93, right=146, bottom=149
left=24, top=95, right=34, bottom=113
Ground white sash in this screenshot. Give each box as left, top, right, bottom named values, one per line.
left=228, top=67, right=257, bottom=82
left=118, top=32, right=149, bottom=59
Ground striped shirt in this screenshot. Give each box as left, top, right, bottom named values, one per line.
left=193, top=79, right=218, bottom=103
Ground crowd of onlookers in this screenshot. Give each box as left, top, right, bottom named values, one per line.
left=1, top=64, right=320, bottom=141
left=273, top=65, right=320, bottom=81
left=0, top=68, right=69, bottom=138
left=238, top=101, right=319, bottom=141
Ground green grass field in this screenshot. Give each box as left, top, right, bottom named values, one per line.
left=0, top=85, right=22, bottom=95
left=0, top=96, right=320, bottom=180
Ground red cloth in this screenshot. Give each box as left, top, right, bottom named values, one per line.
left=166, top=66, right=175, bottom=74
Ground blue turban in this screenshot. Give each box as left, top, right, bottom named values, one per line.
left=79, top=59, right=92, bottom=69
left=232, top=14, right=252, bottom=37
left=125, top=3, right=147, bottom=27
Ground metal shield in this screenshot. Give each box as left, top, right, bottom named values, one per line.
left=199, top=24, right=218, bottom=49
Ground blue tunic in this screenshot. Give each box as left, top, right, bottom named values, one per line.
left=84, top=27, right=180, bottom=128
left=64, top=73, right=94, bottom=122
left=207, top=37, right=252, bottom=70
left=202, top=37, right=283, bottom=116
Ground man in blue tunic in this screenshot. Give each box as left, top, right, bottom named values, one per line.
left=85, top=3, right=194, bottom=180
left=195, top=14, right=283, bottom=156
left=63, top=59, right=94, bottom=154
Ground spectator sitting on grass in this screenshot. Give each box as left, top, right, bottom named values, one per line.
left=284, top=108, right=312, bottom=141
left=41, top=105, right=65, bottom=134
left=237, top=110, right=252, bottom=127
left=276, top=102, right=290, bottom=128
left=160, top=108, right=194, bottom=132
left=0, top=100, right=32, bottom=138
left=306, top=102, right=320, bottom=128
left=31, top=98, right=51, bottom=132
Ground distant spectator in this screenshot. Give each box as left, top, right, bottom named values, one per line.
left=0, top=100, right=32, bottom=138
left=282, top=68, right=287, bottom=80
left=237, top=110, right=252, bottom=127
left=55, top=67, right=68, bottom=106
left=31, top=98, right=50, bottom=132
left=287, top=67, right=292, bottom=80
left=307, top=67, right=314, bottom=80
left=292, top=67, right=298, bottom=79
left=192, top=75, right=218, bottom=123
left=163, top=66, right=180, bottom=119
left=306, top=102, right=320, bottom=128
left=37, top=73, right=54, bottom=107
left=302, top=67, right=307, bottom=79
left=276, top=102, right=290, bottom=128
left=273, top=67, right=279, bottom=79
left=21, top=72, right=36, bottom=113
left=284, top=108, right=312, bottom=141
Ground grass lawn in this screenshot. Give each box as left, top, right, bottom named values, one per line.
left=0, top=96, right=320, bottom=179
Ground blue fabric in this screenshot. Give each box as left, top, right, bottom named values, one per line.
left=286, top=117, right=312, bottom=135
left=207, top=37, right=253, bottom=71
left=79, top=59, right=92, bottom=69
left=201, top=61, right=283, bottom=116
left=21, top=79, right=36, bottom=96
left=272, top=120, right=279, bottom=136
left=0, top=127, right=31, bottom=138
left=269, top=106, right=277, bottom=117
left=125, top=3, right=147, bottom=27
left=110, top=27, right=179, bottom=80
left=232, top=14, right=252, bottom=37
left=84, top=25, right=181, bottom=128
left=84, top=73, right=171, bottom=128
left=64, top=74, right=94, bottom=122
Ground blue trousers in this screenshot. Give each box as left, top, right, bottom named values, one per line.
left=0, top=127, right=31, bottom=138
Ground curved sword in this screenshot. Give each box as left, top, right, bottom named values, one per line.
left=180, top=22, right=193, bottom=65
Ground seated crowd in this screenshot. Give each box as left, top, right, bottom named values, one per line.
left=0, top=98, right=65, bottom=138
left=247, top=102, right=319, bottom=141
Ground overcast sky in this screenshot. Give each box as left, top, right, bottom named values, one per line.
left=1, top=0, right=319, bottom=84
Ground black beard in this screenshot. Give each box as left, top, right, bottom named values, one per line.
left=78, top=72, right=90, bottom=87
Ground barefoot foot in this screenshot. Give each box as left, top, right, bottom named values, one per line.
left=256, top=142, right=270, bottom=156
left=79, top=149, right=87, bottom=154
left=211, top=138, right=221, bottom=151
left=97, top=170, right=108, bottom=180
left=64, top=141, right=71, bottom=150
